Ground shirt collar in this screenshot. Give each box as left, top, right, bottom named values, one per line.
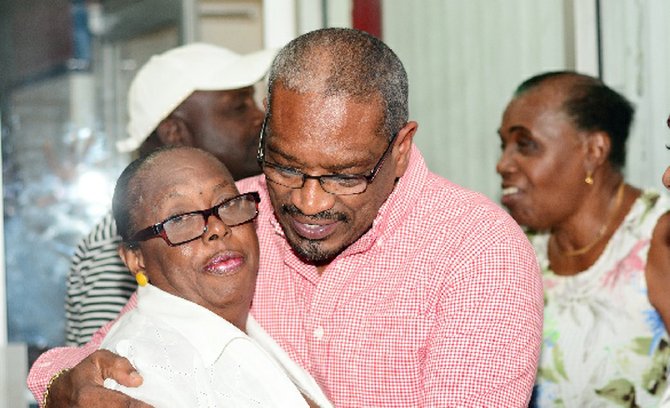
left=343, top=144, right=428, bottom=254
left=135, top=284, right=249, bottom=366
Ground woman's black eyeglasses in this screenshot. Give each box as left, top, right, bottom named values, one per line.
left=130, top=192, right=260, bottom=247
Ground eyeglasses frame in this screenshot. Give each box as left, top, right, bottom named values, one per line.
left=256, top=116, right=397, bottom=195
left=130, top=191, right=261, bottom=247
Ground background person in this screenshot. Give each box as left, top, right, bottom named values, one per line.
left=660, top=114, right=670, bottom=408
left=30, top=27, right=543, bottom=407
left=101, top=146, right=330, bottom=407
left=66, top=43, right=275, bottom=346
left=496, top=71, right=670, bottom=407
left=664, top=115, right=670, bottom=192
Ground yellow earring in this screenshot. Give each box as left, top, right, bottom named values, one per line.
left=585, top=172, right=594, bottom=185
left=135, top=271, right=148, bottom=287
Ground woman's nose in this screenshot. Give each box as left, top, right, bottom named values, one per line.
left=203, top=214, right=232, bottom=242
left=496, top=149, right=514, bottom=176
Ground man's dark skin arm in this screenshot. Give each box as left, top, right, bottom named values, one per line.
left=48, top=350, right=323, bottom=407
left=46, top=350, right=151, bottom=408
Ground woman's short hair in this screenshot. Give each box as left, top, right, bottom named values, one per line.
left=112, top=146, right=217, bottom=247
left=515, top=71, right=634, bottom=169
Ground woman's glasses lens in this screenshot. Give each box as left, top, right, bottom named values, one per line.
left=151, top=193, right=259, bottom=246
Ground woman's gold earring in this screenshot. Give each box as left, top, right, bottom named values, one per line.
left=585, top=172, right=594, bottom=185
left=135, top=271, right=148, bottom=287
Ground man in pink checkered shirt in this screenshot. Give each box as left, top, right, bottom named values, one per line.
left=29, top=28, right=543, bottom=407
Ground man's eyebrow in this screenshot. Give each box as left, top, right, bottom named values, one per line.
left=265, top=142, right=301, bottom=165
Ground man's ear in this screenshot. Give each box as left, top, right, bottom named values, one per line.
left=155, top=115, right=194, bottom=147
left=118, top=244, right=145, bottom=277
left=392, top=121, right=418, bottom=178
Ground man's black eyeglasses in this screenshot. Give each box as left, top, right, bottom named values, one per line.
left=256, top=117, right=396, bottom=195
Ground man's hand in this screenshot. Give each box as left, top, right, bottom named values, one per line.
left=46, top=349, right=151, bottom=407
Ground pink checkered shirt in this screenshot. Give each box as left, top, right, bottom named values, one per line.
left=28, top=146, right=543, bottom=407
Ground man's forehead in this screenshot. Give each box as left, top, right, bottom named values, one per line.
left=271, top=87, right=382, bottom=124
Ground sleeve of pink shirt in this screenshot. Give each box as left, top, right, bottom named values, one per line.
left=26, top=292, right=139, bottom=405
left=423, top=224, right=544, bottom=406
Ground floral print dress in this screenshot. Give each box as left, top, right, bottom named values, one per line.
left=530, top=190, right=670, bottom=408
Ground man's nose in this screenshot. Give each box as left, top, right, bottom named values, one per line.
left=290, top=177, right=336, bottom=216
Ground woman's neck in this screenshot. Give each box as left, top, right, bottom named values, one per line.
left=548, top=179, right=639, bottom=275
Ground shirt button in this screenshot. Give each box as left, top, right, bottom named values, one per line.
left=313, top=326, right=325, bottom=341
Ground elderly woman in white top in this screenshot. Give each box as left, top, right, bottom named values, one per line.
left=100, top=146, right=331, bottom=407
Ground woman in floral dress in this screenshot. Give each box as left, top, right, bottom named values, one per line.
left=496, top=71, right=670, bottom=407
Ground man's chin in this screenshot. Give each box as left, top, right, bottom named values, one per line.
left=289, top=238, right=339, bottom=264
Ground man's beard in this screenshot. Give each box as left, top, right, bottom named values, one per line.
left=280, top=204, right=350, bottom=264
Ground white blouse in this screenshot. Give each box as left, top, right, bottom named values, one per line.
left=101, top=284, right=332, bottom=407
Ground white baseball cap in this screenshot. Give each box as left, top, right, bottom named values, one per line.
left=117, top=43, right=277, bottom=153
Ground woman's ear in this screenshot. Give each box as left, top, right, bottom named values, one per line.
left=585, top=130, right=611, bottom=168
left=155, top=115, right=194, bottom=147
left=118, top=244, right=145, bottom=277
left=392, top=121, right=418, bottom=178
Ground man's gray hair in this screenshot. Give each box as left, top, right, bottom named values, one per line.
left=267, top=27, right=408, bottom=140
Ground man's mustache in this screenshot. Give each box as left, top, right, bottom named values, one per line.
left=280, top=205, right=350, bottom=223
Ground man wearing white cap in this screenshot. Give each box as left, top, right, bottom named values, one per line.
left=65, top=43, right=276, bottom=346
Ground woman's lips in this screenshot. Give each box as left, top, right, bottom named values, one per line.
left=290, top=218, right=339, bottom=240
left=204, top=252, right=244, bottom=276
left=501, top=186, right=520, bottom=196
left=500, top=186, right=520, bottom=207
